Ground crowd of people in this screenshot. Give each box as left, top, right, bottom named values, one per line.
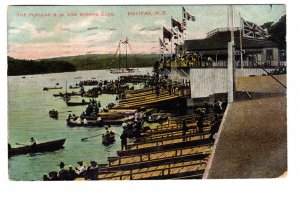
left=43, top=161, right=99, bottom=181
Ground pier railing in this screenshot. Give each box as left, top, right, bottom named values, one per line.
left=107, top=144, right=212, bottom=167
left=126, top=131, right=209, bottom=150
left=161, top=59, right=287, bottom=69
left=100, top=160, right=208, bottom=180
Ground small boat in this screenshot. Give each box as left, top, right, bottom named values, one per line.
left=43, top=86, right=62, bottom=91
left=53, top=92, right=81, bottom=97
left=67, top=120, right=103, bottom=127
left=8, top=138, right=66, bottom=157
left=102, top=133, right=115, bottom=145
left=49, top=110, right=58, bottom=118
left=146, top=113, right=170, bottom=123
left=69, top=85, right=80, bottom=89
left=66, top=101, right=90, bottom=106
left=110, top=68, right=140, bottom=74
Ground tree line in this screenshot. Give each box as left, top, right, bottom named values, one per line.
left=7, top=56, right=77, bottom=76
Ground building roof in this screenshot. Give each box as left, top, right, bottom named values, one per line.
left=184, top=30, right=278, bottom=52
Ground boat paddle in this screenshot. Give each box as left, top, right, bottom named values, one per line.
left=15, top=142, right=28, bottom=146
left=81, top=134, right=103, bottom=141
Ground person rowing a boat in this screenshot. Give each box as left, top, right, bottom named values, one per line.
left=30, top=137, right=36, bottom=149
left=108, top=125, right=115, bottom=137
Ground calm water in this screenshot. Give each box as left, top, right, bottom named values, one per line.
left=8, top=68, right=151, bottom=181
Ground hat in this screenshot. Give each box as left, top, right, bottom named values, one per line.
left=77, top=161, right=83, bottom=165
left=58, top=162, right=65, bottom=167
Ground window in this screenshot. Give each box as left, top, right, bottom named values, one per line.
left=266, top=49, right=273, bottom=60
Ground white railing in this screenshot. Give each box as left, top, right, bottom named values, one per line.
left=207, top=27, right=242, bottom=37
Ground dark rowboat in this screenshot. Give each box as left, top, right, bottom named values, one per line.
left=43, top=86, right=62, bottom=91
left=102, top=134, right=115, bottom=145
left=69, top=85, right=80, bottom=89
left=49, top=110, right=58, bottom=118
left=8, top=138, right=66, bottom=157
left=66, top=101, right=90, bottom=106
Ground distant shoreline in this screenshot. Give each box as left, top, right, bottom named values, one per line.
left=7, top=54, right=159, bottom=76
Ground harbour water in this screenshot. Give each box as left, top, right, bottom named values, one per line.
left=8, top=68, right=151, bottom=181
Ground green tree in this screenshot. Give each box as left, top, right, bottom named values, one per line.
left=268, top=15, right=286, bottom=50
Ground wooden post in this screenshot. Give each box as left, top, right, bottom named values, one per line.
left=130, top=170, right=132, bottom=180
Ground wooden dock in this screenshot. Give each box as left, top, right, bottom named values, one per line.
left=114, top=85, right=191, bottom=109
left=92, top=110, right=223, bottom=180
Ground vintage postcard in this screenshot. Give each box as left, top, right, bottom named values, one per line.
left=7, top=4, right=286, bottom=181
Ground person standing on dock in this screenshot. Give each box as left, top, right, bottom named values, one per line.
left=182, top=120, right=188, bottom=141
left=168, top=82, right=172, bottom=95
left=197, top=115, right=204, bottom=138
left=120, top=131, right=128, bottom=151
left=155, top=85, right=160, bottom=97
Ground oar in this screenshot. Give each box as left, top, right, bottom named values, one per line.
left=81, top=134, right=103, bottom=141
left=59, top=110, right=72, bottom=114
left=15, top=142, right=27, bottom=146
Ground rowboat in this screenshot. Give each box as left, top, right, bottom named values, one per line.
left=67, top=120, right=103, bottom=127
left=8, top=138, right=66, bottom=157
left=53, top=92, right=81, bottom=97
left=69, top=85, right=80, bottom=89
left=43, top=86, right=62, bottom=91
left=66, top=101, right=90, bottom=106
left=49, top=110, right=58, bottom=118
left=102, top=133, right=115, bottom=145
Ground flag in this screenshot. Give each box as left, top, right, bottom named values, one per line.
left=171, top=17, right=184, bottom=32
left=187, top=12, right=196, bottom=21
left=182, top=7, right=187, bottom=19
left=159, top=38, right=166, bottom=49
left=242, top=18, right=268, bottom=39
left=171, top=28, right=181, bottom=39
left=163, top=26, right=173, bottom=42
left=182, top=19, right=187, bottom=30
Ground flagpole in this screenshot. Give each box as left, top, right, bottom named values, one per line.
left=239, top=13, right=244, bottom=70
left=170, top=17, right=173, bottom=67
left=182, top=6, right=185, bottom=54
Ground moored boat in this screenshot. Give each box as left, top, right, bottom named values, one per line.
left=66, top=101, right=90, bottom=106
left=8, top=138, right=66, bottom=157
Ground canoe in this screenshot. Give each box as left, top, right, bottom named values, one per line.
left=9, top=138, right=66, bottom=157
left=66, top=101, right=90, bottom=106
left=102, top=134, right=115, bottom=145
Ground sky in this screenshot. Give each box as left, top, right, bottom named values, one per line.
left=7, top=5, right=286, bottom=59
